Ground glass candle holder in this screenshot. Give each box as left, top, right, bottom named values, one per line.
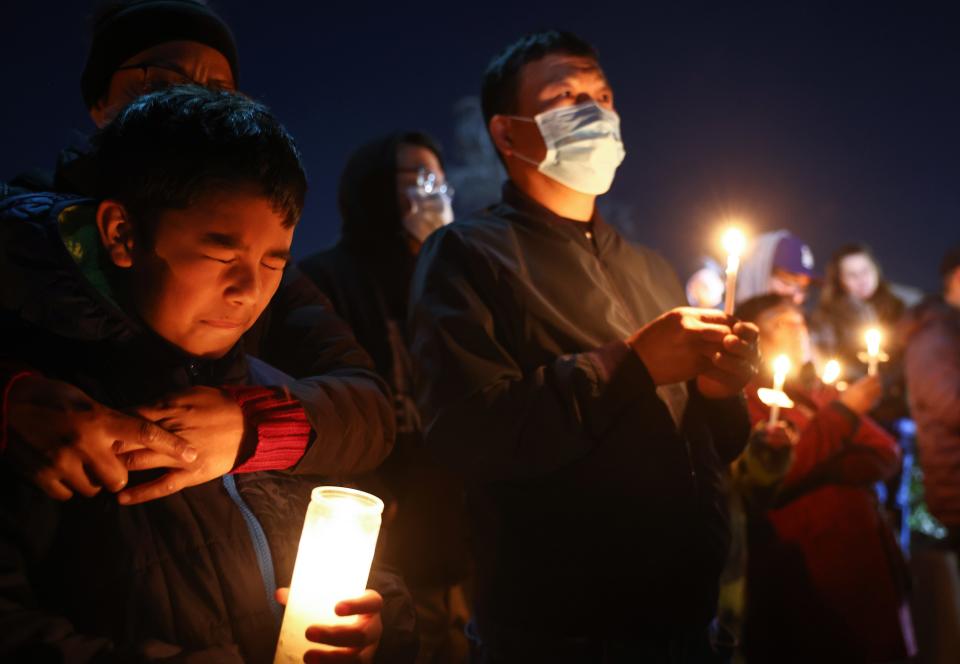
left=274, top=486, right=384, bottom=663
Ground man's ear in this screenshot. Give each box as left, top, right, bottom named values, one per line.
left=488, top=115, right=514, bottom=159
left=95, top=200, right=135, bottom=268
left=89, top=94, right=114, bottom=129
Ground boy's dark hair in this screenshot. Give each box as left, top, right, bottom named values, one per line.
left=92, top=85, right=307, bottom=237
left=735, top=293, right=797, bottom=324
left=480, top=30, right=598, bottom=129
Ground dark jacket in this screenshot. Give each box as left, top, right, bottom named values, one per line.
left=902, top=296, right=960, bottom=527
left=0, top=194, right=417, bottom=663
left=2, top=148, right=395, bottom=477
left=743, top=378, right=912, bottom=663
left=408, top=182, right=750, bottom=643
left=810, top=293, right=910, bottom=424
left=810, top=292, right=905, bottom=376
left=300, top=134, right=469, bottom=587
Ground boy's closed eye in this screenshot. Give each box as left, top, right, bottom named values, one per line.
left=202, top=253, right=289, bottom=271
left=260, top=259, right=286, bottom=271
left=204, top=253, right=236, bottom=264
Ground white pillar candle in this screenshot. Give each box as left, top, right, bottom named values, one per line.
left=274, top=487, right=384, bottom=664
left=722, top=228, right=746, bottom=316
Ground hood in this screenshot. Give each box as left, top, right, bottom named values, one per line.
left=0, top=193, right=245, bottom=383
left=338, top=134, right=405, bottom=253
left=736, top=230, right=790, bottom=305
left=0, top=193, right=135, bottom=345
left=336, top=132, right=441, bottom=319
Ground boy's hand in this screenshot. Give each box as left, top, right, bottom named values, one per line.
left=275, top=588, right=383, bottom=664
left=696, top=320, right=761, bottom=399
left=752, top=419, right=796, bottom=448
left=118, top=386, right=246, bottom=505
left=5, top=374, right=197, bottom=500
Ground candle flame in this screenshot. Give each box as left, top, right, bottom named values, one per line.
left=822, top=359, right=841, bottom=385
left=865, top=328, right=882, bottom=356
left=773, top=354, right=791, bottom=380
left=722, top=227, right=747, bottom=259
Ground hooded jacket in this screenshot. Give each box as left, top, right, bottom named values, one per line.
left=0, top=193, right=417, bottom=663
left=742, top=377, right=912, bottom=662
left=735, top=230, right=789, bottom=306
left=409, top=182, right=750, bottom=644
left=300, top=134, right=469, bottom=588
left=3, top=147, right=396, bottom=477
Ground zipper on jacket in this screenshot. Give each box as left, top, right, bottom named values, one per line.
left=584, top=231, right=700, bottom=493
left=684, top=438, right=699, bottom=495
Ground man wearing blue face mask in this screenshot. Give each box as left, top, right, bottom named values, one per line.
left=409, top=31, right=761, bottom=663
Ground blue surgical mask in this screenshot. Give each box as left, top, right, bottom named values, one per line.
left=510, top=101, right=626, bottom=195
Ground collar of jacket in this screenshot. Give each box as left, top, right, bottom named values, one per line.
left=54, top=142, right=97, bottom=196
left=1, top=193, right=247, bottom=386
left=500, top=180, right=615, bottom=250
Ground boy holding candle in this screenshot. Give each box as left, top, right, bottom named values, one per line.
left=0, top=87, right=415, bottom=663
left=734, top=293, right=914, bottom=663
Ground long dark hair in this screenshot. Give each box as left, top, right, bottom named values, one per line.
left=818, top=244, right=903, bottom=324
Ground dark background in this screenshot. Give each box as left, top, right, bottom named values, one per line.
left=3, top=2, right=958, bottom=291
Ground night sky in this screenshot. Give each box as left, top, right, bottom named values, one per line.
left=3, top=2, right=958, bottom=292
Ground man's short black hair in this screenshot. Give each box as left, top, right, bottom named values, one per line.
left=735, top=293, right=797, bottom=324
left=480, top=30, right=598, bottom=129
left=92, top=85, right=307, bottom=237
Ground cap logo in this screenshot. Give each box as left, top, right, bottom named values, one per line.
left=801, top=245, right=814, bottom=270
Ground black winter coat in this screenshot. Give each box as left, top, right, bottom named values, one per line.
left=0, top=194, right=417, bottom=663
left=300, top=132, right=469, bottom=588
left=3, top=148, right=396, bottom=477
left=409, top=183, right=750, bottom=644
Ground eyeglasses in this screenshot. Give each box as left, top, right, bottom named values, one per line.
left=398, top=167, right=454, bottom=199
left=113, top=62, right=236, bottom=95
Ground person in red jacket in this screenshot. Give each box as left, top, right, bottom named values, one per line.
left=735, top=293, right=915, bottom=663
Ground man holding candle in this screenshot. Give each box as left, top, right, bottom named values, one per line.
left=409, top=30, right=759, bottom=661
left=0, top=88, right=416, bottom=663
left=734, top=294, right=913, bottom=662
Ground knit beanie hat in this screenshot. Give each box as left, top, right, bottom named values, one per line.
left=81, top=0, right=239, bottom=108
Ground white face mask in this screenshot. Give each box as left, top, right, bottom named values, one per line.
left=402, top=169, right=454, bottom=243
left=510, top=101, right=626, bottom=195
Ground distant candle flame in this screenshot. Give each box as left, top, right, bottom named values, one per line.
left=865, top=328, right=882, bottom=357
left=772, top=354, right=791, bottom=391
left=822, top=359, right=841, bottom=385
